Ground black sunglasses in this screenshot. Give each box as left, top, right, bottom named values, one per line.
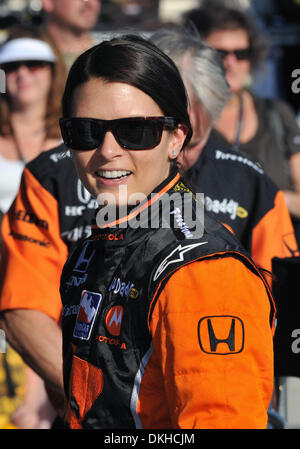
left=1, top=60, right=51, bottom=73
left=59, top=116, right=187, bottom=151
left=215, top=48, right=252, bottom=61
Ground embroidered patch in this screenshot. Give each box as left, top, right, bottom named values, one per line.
left=105, top=306, right=124, bottom=336
left=73, top=290, right=102, bottom=340
left=198, top=315, right=245, bottom=355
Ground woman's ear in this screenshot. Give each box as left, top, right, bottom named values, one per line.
left=168, top=124, right=188, bottom=160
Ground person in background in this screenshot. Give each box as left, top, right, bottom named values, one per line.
left=184, top=2, right=300, bottom=247
left=0, top=25, right=66, bottom=215
left=41, top=0, right=102, bottom=70
left=0, top=25, right=66, bottom=429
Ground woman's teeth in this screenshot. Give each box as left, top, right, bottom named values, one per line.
left=97, top=170, right=131, bottom=179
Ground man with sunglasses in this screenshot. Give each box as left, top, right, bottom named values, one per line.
left=0, top=30, right=292, bottom=424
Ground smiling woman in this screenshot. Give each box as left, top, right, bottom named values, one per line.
left=60, top=35, right=192, bottom=205
left=59, top=34, right=275, bottom=429
left=62, top=79, right=188, bottom=205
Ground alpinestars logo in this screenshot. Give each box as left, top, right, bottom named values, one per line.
left=153, top=242, right=208, bottom=281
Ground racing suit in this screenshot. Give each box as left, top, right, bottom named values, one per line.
left=0, top=141, right=294, bottom=324
left=60, top=169, right=275, bottom=429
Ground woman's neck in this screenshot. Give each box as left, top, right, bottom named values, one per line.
left=10, top=101, right=46, bottom=129
left=7, top=104, right=47, bottom=162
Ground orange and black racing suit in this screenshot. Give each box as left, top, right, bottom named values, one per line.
left=60, top=170, right=275, bottom=429
left=0, top=141, right=295, bottom=324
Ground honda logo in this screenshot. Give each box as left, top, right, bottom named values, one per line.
left=198, top=315, right=244, bottom=355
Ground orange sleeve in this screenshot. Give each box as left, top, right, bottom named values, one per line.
left=0, top=168, right=68, bottom=322
left=141, top=256, right=274, bottom=429
left=252, top=190, right=298, bottom=281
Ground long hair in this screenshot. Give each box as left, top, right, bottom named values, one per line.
left=0, top=25, right=67, bottom=139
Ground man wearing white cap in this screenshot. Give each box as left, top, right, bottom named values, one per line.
left=42, top=0, right=101, bottom=69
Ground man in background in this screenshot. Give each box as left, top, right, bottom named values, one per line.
left=42, top=0, right=101, bottom=69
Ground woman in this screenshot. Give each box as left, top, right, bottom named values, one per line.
left=0, top=25, right=66, bottom=214
left=59, top=34, right=275, bottom=429
left=184, top=4, right=300, bottom=245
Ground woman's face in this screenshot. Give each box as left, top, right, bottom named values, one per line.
left=205, top=28, right=251, bottom=93
left=71, top=78, right=187, bottom=206
left=6, top=61, right=52, bottom=109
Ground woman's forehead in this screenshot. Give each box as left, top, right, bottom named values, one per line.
left=72, top=79, right=163, bottom=118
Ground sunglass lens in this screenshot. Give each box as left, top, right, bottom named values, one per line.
left=116, top=120, right=162, bottom=150
left=235, top=49, right=251, bottom=60
left=1, top=62, right=18, bottom=73
left=60, top=119, right=104, bottom=150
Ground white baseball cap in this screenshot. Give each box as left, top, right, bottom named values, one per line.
left=0, top=38, right=56, bottom=65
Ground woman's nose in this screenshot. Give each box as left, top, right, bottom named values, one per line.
left=96, top=130, right=124, bottom=159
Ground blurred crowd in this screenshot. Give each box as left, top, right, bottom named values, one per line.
left=0, top=1, right=299, bottom=116
left=0, top=0, right=299, bottom=430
